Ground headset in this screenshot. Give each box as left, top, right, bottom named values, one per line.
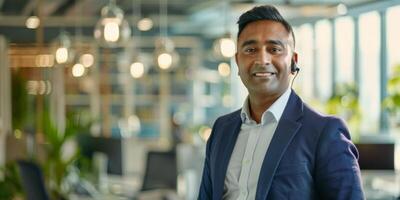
left=291, top=60, right=300, bottom=74
left=290, top=59, right=300, bottom=89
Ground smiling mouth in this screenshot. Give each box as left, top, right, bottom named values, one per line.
left=253, top=72, right=276, bottom=77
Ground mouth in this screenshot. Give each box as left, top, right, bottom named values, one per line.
left=252, top=72, right=276, bottom=77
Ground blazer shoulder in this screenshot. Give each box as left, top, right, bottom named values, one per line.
left=214, top=109, right=242, bottom=126
left=302, top=103, right=349, bottom=134
left=208, top=109, right=241, bottom=145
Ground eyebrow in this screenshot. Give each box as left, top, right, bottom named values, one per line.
left=267, top=40, right=285, bottom=47
left=240, top=39, right=257, bottom=48
left=240, top=39, right=287, bottom=49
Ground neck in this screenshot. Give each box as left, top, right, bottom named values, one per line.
left=248, top=92, right=281, bottom=123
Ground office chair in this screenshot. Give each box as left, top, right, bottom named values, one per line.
left=355, top=143, right=395, bottom=170
left=17, top=160, right=50, bottom=200
left=77, top=134, right=123, bottom=175
left=141, top=151, right=177, bottom=191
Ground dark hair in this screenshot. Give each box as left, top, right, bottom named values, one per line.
left=237, top=5, right=295, bottom=48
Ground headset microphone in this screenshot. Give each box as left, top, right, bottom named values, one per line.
left=290, top=60, right=300, bottom=89
left=291, top=61, right=300, bottom=73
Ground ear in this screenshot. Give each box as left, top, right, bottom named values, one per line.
left=290, top=52, right=299, bottom=75
left=292, top=52, right=298, bottom=64
left=235, top=52, right=239, bottom=75
left=235, top=52, right=238, bottom=66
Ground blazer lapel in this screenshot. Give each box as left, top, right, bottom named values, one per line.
left=213, top=111, right=243, bottom=199
left=256, top=91, right=304, bottom=200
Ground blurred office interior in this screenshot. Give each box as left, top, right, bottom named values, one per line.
left=0, top=0, right=400, bottom=199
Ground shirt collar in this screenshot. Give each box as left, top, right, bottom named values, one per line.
left=241, top=87, right=292, bottom=125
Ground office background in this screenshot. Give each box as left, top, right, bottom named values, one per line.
left=0, top=0, right=400, bottom=199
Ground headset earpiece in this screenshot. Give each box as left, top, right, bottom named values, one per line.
left=291, top=60, right=300, bottom=73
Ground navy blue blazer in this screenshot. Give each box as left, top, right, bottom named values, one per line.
left=198, top=91, right=364, bottom=200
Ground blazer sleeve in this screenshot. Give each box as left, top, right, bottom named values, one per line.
left=198, top=135, right=213, bottom=200
left=198, top=118, right=221, bottom=200
left=314, top=118, right=365, bottom=200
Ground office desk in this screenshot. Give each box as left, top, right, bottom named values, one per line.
left=362, top=170, right=400, bottom=199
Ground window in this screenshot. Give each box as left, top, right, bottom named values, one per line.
left=335, top=16, right=355, bottom=84
left=387, top=5, right=400, bottom=74
left=359, top=11, right=381, bottom=134
left=294, top=24, right=314, bottom=100
left=315, top=20, right=333, bottom=101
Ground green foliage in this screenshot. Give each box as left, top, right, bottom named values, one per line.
left=11, top=72, right=28, bottom=130
left=326, top=83, right=361, bottom=141
left=0, top=109, right=92, bottom=199
left=383, top=64, right=400, bottom=118
left=0, top=162, right=23, bottom=200
left=41, top=110, right=92, bottom=199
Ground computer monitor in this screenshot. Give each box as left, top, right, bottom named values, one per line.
left=77, top=135, right=123, bottom=175
left=355, top=143, right=395, bottom=170
left=141, top=151, right=177, bottom=191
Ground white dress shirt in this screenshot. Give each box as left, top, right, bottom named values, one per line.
left=223, top=88, right=292, bottom=200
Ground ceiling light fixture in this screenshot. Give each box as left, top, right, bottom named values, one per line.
left=214, top=35, right=236, bottom=58
left=80, top=54, right=95, bottom=68
left=154, top=0, right=179, bottom=70
left=72, top=63, right=85, bottom=77
left=55, top=31, right=74, bottom=64
left=137, top=18, right=153, bottom=31
left=213, top=1, right=236, bottom=59
left=26, top=16, right=40, bottom=29
left=130, top=0, right=148, bottom=79
left=130, top=62, right=145, bottom=78
left=94, top=0, right=131, bottom=47
left=337, top=3, right=348, bottom=16
left=218, top=62, right=231, bottom=77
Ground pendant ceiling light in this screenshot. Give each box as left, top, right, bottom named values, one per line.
left=214, top=34, right=236, bottom=58
left=155, top=37, right=179, bottom=70
left=154, top=0, right=179, bottom=70
left=94, top=0, right=131, bottom=47
left=55, top=31, right=74, bottom=64
left=130, top=0, right=148, bottom=79
left=72, top=5, right=92, bottom=78
left=213, top=1, right=235, bottom=59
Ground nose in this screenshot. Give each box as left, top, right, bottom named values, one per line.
left=256, top=48, right=271, bottom=66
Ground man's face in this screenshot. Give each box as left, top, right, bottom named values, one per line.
left=236, top=20, right=296, bottom=97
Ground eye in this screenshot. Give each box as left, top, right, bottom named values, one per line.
left=268, top=46, right=283, bottom=54
left=243, top=47, right=256, bottom=54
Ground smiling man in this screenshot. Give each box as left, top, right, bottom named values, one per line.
left=198, top=5, right=364, bottom=200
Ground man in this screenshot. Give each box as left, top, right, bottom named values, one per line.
left=198, top=5, right=364, bottom=200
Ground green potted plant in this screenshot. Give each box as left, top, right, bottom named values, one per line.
left=326, top=83, right=361, bottom=142
left=41, top=110, right=91, bottom=199
left=0, top=162, right=23, bottom=200
left=383, top=64, right=400, bottom=132
left=11, top=72, right=29, bottom=132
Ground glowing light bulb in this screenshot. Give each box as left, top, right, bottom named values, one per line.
left=72, top=63, right=85, bottom=77
left=56, top=47, right=68, bottom=64
left=26, top=16, right=40, bottom=29
left=158, top=53, right=172, bottom=69
left=220, top=38, right=236, bottom=58
left=130, top=62, right=145, bottom=78
left=80, top=54, right=94, bottom=67
left=218, top=62, right=231, bottom=77
left=138, top=18, right=153, bottom=31
left=104, top=21, right=120, bottom=42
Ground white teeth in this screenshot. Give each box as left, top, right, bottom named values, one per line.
left=254, top=72, right=274, bottom=77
